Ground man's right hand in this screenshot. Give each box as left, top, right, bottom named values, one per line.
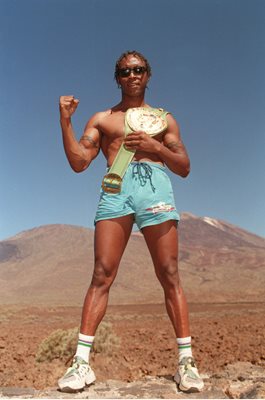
left=59, top=95, right=80, bottom=119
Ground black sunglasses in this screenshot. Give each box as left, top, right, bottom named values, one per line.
left=117, top=66, right=147, bottom=78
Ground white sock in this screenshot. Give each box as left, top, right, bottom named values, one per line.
left=177, top=336, right=193, bottom=361
left=75, top=333, right=95, bottom=363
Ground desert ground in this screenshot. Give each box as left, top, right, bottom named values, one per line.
left=0, top=302, right=264, bottom=391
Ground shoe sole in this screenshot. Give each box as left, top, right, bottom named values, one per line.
left=58, top=370, right=96, bottom=393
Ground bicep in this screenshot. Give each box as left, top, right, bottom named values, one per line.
left=79, top=118, right=102, bottom=159
left=163, top=114, right=187, bottom=154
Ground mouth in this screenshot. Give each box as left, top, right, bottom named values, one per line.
left=127, top=82, right=140, bottom=88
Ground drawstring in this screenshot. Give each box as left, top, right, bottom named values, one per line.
left=132, top=163, right=156, bottom=193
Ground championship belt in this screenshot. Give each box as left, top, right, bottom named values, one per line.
left=102, top=107, right=168, bottom=193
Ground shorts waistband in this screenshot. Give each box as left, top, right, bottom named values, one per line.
left=130, top=161, right=166, bottom=171
left=106, top=161, right=166, bottom=172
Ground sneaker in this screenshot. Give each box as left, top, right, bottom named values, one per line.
left=174, top=356, right=204, bottom=393
left=58, top=356, right=96, bottom=393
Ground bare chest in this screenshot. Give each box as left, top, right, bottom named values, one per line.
left=98, top=112, right=125, bottom=139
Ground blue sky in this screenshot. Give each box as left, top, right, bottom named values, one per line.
left=1, top=0, right=264, bottom=240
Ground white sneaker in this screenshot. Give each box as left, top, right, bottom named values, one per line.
left=58, top=356, right=96, bottom=393
left=174, top=356, right=204, bottom=393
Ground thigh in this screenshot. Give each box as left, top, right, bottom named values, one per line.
left=142, top=220, right=179, bottom=272
left=94, top=215, right=134, bottom=272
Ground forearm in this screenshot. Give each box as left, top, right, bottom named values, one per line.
left=155, top=142, right=190, bottom=177
left=60, top=118, right=91, bottom=172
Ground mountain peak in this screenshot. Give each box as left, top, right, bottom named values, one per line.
left=202, top=216, right=226, bottom=231
left=180, top=211, right=198, bottom=219
left=0, top=215, right=264, bottom=306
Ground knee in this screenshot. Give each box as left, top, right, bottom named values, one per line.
left=90, top=258, right=117, bottom=291
left=156, top=258, right=181, bottom=290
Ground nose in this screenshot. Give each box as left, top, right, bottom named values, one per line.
left=128, top=70, right=138, bottom=78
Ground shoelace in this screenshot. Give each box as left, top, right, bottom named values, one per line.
left=132, top=163, right=156, bottom=193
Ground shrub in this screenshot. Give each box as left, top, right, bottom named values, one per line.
left=93, top=321, right=120, bottom=355
left=36, top=322, right=120, bottom=362
left=36, top=327, right=78, bottom=362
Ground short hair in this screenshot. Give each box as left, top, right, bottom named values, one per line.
left=114, top=50, right=152, bottom=83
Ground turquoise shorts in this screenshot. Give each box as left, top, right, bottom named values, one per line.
left=94, top=162, right=180, bottom=230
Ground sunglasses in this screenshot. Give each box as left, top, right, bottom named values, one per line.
left=117, top=66, right=147, bottom=78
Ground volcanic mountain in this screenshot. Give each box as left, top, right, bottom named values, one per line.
left=0, top=213, right=264, bottom=305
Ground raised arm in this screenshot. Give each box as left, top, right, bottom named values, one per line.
left=59, top=95, right=101, bottom=173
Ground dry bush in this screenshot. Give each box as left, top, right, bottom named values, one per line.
left=36, top=327, right=79, bottom=362
left=93, top=321, right=120, bottom=355
left=36, top=322, right=120, bottom=362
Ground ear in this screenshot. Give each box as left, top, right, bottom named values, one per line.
left=116, top=76, right=121, bottom=88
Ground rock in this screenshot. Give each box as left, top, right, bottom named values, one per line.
left=0, top=362, right=264, bottom=399
left=225, top=381, right=265, bottom=399
left=0, top=376, right=227, bottom=399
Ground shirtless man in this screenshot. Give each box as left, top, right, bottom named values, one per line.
left=58, top=51, right=204, bottom=393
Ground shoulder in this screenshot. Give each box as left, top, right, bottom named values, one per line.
left=152, top=107, right=178, bottom=123
left=90, top=108, right=112, bottom=122
left=164, top=111, right=179, bottom=128
left=85, top=108, right=112, bottom=128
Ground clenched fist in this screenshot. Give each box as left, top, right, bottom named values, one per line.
left=59, top=95, right=80, bottom=119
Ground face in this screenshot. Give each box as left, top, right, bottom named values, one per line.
left=117, top=55, right=149, bottom=96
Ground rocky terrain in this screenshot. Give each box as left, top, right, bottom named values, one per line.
left=0, top=214, right=264, bottom=398
left=0, top=303, right=265, bottom=398
left=1, top=362, right=265, bottom=399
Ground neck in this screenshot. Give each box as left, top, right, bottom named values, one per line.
left=119, top=93, right=147, bottom=111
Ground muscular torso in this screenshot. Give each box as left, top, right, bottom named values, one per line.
left=96, top=108, right=165, bottom=167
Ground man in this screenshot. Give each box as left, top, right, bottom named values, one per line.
left=58, top=50, right=204, bottom=393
